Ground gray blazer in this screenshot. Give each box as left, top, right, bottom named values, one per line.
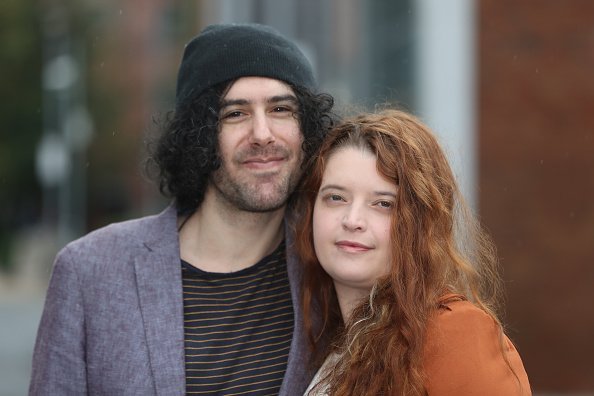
left=29, top=205, right=314, bottom=395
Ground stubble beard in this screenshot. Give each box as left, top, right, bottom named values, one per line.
left=210, top=147, right=304, bottom=213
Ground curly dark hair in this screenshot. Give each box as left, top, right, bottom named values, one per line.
left=146, top=79, right=335, bottom=214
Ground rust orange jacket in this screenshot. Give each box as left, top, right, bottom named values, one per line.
left=423, top=296, right=531, bottom=395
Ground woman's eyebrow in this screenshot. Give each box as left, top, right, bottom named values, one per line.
left=374, top=190, right=397, bottom=198
left=319, top=184, right=397, bottom=198
left=319, top=184, right=346, bottom=193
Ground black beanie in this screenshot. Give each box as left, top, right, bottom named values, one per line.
left=175, top=23, right=316, bottom=109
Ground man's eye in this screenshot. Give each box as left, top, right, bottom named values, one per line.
left=273, top=104, right=299, bottom=115
left=223, top=111, right=243, bottom=119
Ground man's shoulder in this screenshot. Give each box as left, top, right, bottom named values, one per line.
left=61, top=205, right=177, bottom=257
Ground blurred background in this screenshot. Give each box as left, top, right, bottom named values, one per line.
left=1, top=0, right=593, bottom=394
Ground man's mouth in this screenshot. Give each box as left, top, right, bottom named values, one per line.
left=242, top=156, right=285, bottom=169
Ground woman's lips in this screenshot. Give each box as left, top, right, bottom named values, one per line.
left=335, top=240, right=372, bottom=252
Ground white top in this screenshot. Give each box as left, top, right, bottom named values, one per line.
left=303, top=352, right=340, bottom=396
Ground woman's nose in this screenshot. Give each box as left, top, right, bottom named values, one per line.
left=341, top=206, right=366, bottom=231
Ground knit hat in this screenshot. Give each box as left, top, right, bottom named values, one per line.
left=175, top=23, right=316, bottom=109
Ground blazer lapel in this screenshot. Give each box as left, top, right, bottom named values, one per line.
left=279, top=225, right=315, bottom=396
left=134, top=205, right=186, bottom=395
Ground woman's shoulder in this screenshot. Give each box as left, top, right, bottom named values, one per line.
left=423, top=294, right=532, bottom=395
left=433, top=294, right=493, bottom=329
left=425, top=294, right=500, bottom=361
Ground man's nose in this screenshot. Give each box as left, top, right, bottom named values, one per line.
left=248, top=112, right=275, bottom=146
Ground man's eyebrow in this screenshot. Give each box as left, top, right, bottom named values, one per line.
left=220, top=94, right=298, bottom=109
left=267, top=94, right=298, bottom=104
left=220, top=98, right=249, bottom=109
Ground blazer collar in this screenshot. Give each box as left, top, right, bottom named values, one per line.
left=133, top=204, right=315, bottom=395
left=134, top=204, right=186, bottom=395
left=279, top=224, right=316, bottom=396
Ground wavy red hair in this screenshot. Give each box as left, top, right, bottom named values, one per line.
left=293, top=109, right=504, bottom=395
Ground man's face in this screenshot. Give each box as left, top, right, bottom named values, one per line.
left=209, top=76, right=304, bottom=212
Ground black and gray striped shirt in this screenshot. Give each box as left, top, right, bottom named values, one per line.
left=182, top=241, right=294, bottom=395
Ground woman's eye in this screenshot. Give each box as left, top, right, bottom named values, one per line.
left=324, top=193, right=344, bottom=203
left=376, top=200, right=393, bottom=209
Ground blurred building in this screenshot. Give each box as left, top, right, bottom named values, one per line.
left=131, top=1, right=594, bottom=393
left=3, top=0, right=592, bottom=395
left=479, top=0, right=594, bottom=392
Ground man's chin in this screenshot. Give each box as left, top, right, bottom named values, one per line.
left=238, top=196, right=288, bottom=213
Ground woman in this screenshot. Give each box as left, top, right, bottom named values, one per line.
left=294, top=109, right=531, bottom=395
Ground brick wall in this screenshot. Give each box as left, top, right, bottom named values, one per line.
left=479, top=0, right=594, bottom=392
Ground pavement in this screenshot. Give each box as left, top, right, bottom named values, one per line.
left=0, top=276, right=46, bottom=396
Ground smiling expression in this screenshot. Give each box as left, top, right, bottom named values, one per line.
left=313, top=146, right=397, bottom=299
left=210, top=76, right=304, bottom=212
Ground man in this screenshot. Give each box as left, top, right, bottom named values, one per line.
left=30, top=23, right=334, bottom=395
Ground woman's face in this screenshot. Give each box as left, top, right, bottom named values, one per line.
left=313, top=146, right=396, bottom=298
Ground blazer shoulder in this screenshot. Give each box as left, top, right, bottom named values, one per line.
left=55, top=205, right=178, bottom=273
left=63, top=215, right=149, bottom=253
left=423, top=298, right=531, bottom=395
left=64, top=205, right=176, bottom=252
left=427, top=297, right=507, bottom=361
left=435, top=297, right=491, bottom=326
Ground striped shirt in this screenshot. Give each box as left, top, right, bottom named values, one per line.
left=182, top=241, right=294, bottom=395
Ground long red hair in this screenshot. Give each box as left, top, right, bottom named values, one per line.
left=293, top=109, right=503, bottom=395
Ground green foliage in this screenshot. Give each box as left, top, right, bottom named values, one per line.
left=0, top=2, right=201, bottom=269
left=0, top=0, right=43, bottom=269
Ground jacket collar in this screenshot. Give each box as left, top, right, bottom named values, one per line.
left=134, top=204, right=186, bottom=395
left=134, top=204, right=315, bottom=395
